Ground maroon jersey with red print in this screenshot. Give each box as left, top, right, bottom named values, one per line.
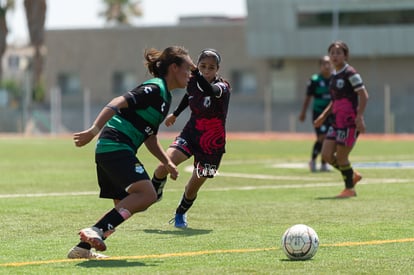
left=330, top=64, right=364, bottom=128
left=179, top=76, right=230, bottom=155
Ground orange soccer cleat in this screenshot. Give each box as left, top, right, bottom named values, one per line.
left=336, top=188, right=357, bottom=198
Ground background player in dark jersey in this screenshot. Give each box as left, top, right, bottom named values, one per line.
left=314, top=41, right=369, bottom=198
left=151, top=48, right=231, bottom=228
left=68, top=46, right=195, bottom=259
left=299, top=55, right=333, bottom=172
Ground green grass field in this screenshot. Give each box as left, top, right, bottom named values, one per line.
left=0, top=136, right=413, bottom=274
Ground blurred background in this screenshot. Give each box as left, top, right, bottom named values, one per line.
left=1, top=0, right=413, bottom=134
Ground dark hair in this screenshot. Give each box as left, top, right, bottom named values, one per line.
left=319, top=55, right=330, bottom=65
left=197, top=48, right=221, bottom=66
left=144, top=46, right=190, bottom=77
left=328, top=40, right=349, bottom=57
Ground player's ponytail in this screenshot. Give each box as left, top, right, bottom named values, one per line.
left=144, top=46, right=190, bottom=78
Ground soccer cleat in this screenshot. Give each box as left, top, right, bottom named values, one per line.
left=169, top=214, right=188, bottom=228
left=67, top=246, right=109, bottom=259
left=353, top=171, right=362, bottom=186
left=309, top=160, right=316, bottom=172
left=320, top=163, right=330, bottom=172
left=336, top=188, right=357, bottom=198
left=79, top=227, right=106, bottom=251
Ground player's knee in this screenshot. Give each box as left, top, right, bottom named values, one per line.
left=321, top=153, right=333, bottom=164
left=154, top=163, right=168, bottom=178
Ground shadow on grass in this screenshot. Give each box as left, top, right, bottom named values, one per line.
left=77, top=259, right=155, bottom=268
left=279, top=258, right=316, bottom=262
left=143, top=228, right=213, bottom=236
left=315, top=196, right=352, bottom=200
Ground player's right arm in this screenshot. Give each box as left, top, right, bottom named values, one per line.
left=299, top=95, right=312, bottom=122
left=313, top=101, right=332, bottom=128
left=299, top=78, right=316, bottom=122
left=165, top=93, right=189, bottom=127
left=73, top=96, right=127, bottom=147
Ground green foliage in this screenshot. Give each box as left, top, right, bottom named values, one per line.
left=0, top=79, right=21, bottom=99
left=100, top=0, right=142, bottom=25
left=32, top=77, right=45, bottom=102
left=0, top=137, right=413, bottom=274
left=0, top=0, right=15, bottom=15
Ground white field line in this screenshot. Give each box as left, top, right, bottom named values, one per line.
left=0, top=170, right=411, bottom=198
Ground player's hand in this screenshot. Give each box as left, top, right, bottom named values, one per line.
left=165, top=161, right=179, bottom=180
left=355, top=115, right=366, bottom=133
left=299, top=112, right=306, bottom=122
left=313, top=116, right=324, bottom=128
left=73, top=129, right=94, bottom=147
left=164, top=114, right=177, bottom=127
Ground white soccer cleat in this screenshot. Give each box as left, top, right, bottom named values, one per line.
left=67, top=246, right=109, bottom=259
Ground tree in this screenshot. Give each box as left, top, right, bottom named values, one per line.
left=100, top=0, right=142, bottom=25
left=0, top=0, right=14, bottom=82
left=24, top=0, right=46, bottom=101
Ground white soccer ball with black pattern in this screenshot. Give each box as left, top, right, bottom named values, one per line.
left=281, top=224, right=319, bottom=260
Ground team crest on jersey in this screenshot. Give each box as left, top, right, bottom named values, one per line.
left=336, top=79, right=345, bottom=89
left=135, top=163, right=145, bottom=174
left=319, top=80, right=326, bottom=87
left=203, top=96, right=211, bottom=108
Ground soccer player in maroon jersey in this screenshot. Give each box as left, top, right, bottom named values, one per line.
left=299, top=56, right=333, bottom=172
left=314, top=41, right=369, bottom=198
left=151, top=48, right=231, bottom=228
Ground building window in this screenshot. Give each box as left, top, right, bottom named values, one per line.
left=112, top=71, right=137, bottom=95
left=298, top=9, right=414, bottom=27
left=57, top=73, right=81, bottom=95
left=232, top=70, right=257, bottom=95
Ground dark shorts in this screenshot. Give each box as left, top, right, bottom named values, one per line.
left=313, top=112, right=332, bottom=135
left=170, top=136, right=223, bottom=178
left=95, top=150, right=150, bottom=200
left=326, top=126, right=359, bottom=147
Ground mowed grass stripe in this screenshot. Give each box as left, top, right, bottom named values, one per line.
left=0, top=177, right=410, bottom=199
left=2, top=238, right=414, bottom=267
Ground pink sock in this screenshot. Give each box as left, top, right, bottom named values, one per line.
left=118, top=208, right=131, bottom=220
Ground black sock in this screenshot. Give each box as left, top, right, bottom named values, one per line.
left=176, top=194, right=196, bottom=215
left=93, top=208, right=125, bottom=234
left=339, top=165, right=354, bottom=189
left=152, top=175, right=167, bottom=197
left=77, top=242, right=91, bottom=250
left=331, top=158, right=339, bottom=170
left=312, top=141, right=322, bottom=160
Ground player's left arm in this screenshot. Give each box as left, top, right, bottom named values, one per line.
left=144, top=135, right=178, bottom=180
left=192, top=69, right=229, bottom=98
left=356, top=87, right=369, bottom=133
left=349, top=72, right=369, bottom=133
left=313, top=101, right=332, bottom=128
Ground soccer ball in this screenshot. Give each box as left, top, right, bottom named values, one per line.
left=281, top=224, right=319, bottom=260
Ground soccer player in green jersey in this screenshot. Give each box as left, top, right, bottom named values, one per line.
left=299, top=56, right=333, bottom=172
left=68, top=46, right=195, bottom=259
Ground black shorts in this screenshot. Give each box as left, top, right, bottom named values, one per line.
left=313, top=112, right=333, bottom=135
left=170, top=136, right=223, bottom=178
left=95, top=150, right=150, bottom=200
